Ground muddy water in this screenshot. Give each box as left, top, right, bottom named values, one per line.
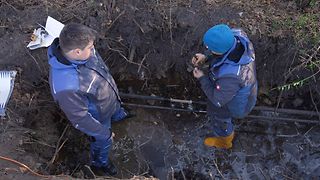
left=109, top=77, right=320, bottom=179
left=110, top=106, right=320, bottom=179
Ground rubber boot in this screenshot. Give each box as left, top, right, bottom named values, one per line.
left=91, top=160, right=117, bottom=176
left=204, top=132, right=234, bottom=149
left=111, top=107, right=135, bottom=122
left=82, top=165, right=96, bottom=179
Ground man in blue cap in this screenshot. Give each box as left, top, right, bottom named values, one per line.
left=192, top=24, right=257, bottom=149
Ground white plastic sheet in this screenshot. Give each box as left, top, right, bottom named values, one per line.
left=0, top=71, right=17, bottom=117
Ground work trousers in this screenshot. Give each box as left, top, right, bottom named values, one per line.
left=90, top=107, right=127, bottom=167
left=207, top=101, right=234, bottom=137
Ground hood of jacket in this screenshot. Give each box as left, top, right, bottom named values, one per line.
left=48, top=38, right=75, bottom=70
left=212, top=33, right=254, bottom=68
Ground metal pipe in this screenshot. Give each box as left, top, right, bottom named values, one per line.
left=122, top=102, right=320, bottom=124
left=120, top=93, right=320, bottom=117
left=246, top=115, right=319, bottom=124
left=123, top=103, right=206, bottom=113
left=120, top=93, right=206, bottom=105
left=253, top=106, right=320, bottom=117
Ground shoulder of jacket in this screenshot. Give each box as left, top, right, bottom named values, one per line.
left=51, top=67, right=80, bottom=94
left=218, top=63, right=241, bottom=77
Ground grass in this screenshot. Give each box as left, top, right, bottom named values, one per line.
left=270, top=3, right=320, bottom=96
left=294, top=13, right=320, bottom=45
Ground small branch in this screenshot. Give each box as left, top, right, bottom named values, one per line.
left=48, top=125, right=69, bottom=165
left=180, top=169, right=186, bottom=180
left=66, top=0, right=86, bottom=9
left=44, top=0, right=48, bottom=16
left=303, top=126, right=315, bottom=136
left=107, top=10, right=126, bottom=30
left=276, top=134, right=299, bottom=138
left=258, top=167, right=268, bottom=180
left=0, top=155, right=50, bottom=178
left=285, top=44, right=320, bottom=77
left=23, top=138, right=56, bottom=148
left=25, top=48, right=43, bottom=74
left=70, top=164, right=80, bottom=176
left=138, top=51, right=151, bottom=73
left=129, top=46, right=136, bottom=62
left=209, top=172, right=214, bottom=180
left=49, top=138, right=68, bottom=165
left=2, top=1, right=18, bottom=12
left=107, top=45, right=150, bottom=74
left=0, top=155, right=68, bottom=178
left=133, top=19, right=145, bottom=34
left=309, top=86, right=320, bottom=121
left=170, top=167, right=174, bottom=180
left=213, top=158, right=225, bottom=179
left=169, top=0, right=173, bottom=44
left=28, top=94, right=35, bottom=107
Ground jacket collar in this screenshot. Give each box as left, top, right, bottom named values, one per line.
left=51, top=38, right=72, bottom=65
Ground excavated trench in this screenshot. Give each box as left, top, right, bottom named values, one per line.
left=4, top=36, right=320, bottom=180
left=18, top=73, right=320, bottom=179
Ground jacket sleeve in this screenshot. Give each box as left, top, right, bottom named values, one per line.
left=198, top=76, right=241, bottom=107
left=56, top=90, right=110, bottom=139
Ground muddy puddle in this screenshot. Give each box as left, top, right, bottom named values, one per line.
left=108, top=105, right=320, bottom=179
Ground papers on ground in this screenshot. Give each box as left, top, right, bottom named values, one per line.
left=27, top=16, right=64, bottom=50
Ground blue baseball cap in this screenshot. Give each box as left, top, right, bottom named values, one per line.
left=203, top=24, right=235, bottom=54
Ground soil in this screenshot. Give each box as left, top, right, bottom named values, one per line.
left=0, top=0, right=319, bottom=179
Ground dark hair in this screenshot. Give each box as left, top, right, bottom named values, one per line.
left=59, top=23, right=96, bottom=53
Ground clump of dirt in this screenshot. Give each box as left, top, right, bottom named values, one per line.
left=0, top=0, right=319, bottom=179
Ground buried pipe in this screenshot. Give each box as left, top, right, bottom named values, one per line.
left=120, top=92, right=206, bottom=105
left=120, top=93, right=320, bottom=117
left=122, top=102, right=320, bottom=124
left=123, top=102, right=206, bottom=113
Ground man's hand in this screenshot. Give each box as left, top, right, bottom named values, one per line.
left=192, top=53, right=206, bottom=67
left=112, top=132, right=115, bottom=138
left=193, top=67, right=204, bottom=79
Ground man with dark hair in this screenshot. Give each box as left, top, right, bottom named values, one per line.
left=192, top=24, right=257, bottom=149
left=48, top=23, right=130, bottom=176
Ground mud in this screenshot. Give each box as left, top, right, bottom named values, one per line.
left=0, top=0, right=319, bottom=179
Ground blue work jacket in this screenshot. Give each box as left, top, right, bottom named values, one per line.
left=48, top=39, right=121, bottom=139
left=199, top=29, right=257, bottom=118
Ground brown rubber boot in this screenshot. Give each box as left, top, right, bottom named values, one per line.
left=204, top=132, right=234, bottom=149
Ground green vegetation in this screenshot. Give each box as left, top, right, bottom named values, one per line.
left=309, top=0, right=317, bottom=7
left=273, top=4, right=320, bottom=92
left=294, top=13, right=320, bottom=45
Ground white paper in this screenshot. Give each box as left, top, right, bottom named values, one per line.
left=27, top=28, right=46, bottom=50
left=27, top=16, right=65, bottom=50
left=45, top=16, right=65, bottom=38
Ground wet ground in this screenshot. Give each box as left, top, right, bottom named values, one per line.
left=0, top=0, right=320, bottom=179
left=107, top=106, right=320, bottom=179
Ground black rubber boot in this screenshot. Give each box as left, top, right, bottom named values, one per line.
left=124, top=109, right=136, bottom=119
left=82, top=165, right=96, bottom=179
left=91, top=161, right=117, bottom=176
left=104, top=161, right=117, bottom=176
